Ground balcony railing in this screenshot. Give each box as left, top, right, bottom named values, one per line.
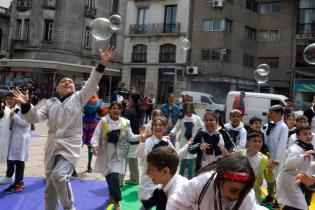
left=129, top=23, right=181, bottom=35
left=0, top=6, right=9, bottom=16
left=297, top=23, right=315, bottom=35
left=43, top=0, right=57, bottom=9
left=85, top=6, right=97, bottom=18
left=17, top=0, right=32, bottom=11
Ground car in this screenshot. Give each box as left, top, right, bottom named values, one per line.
left=0, top=85, right=11, bottom=95
left=179, top=91, right=225, bottom=115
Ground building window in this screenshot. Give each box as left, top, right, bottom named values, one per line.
left=201, top=48, right=231, bottom=62
left=298, top=1, right=315, bottom=34
left=245, top=26, right=257, bottom=40
left=137, top=7, right=149, bottom=32
left=44, top=0, right=57, bottom=8
left=84, top=26, right=91, bottom=48
left=111, top=0, right=119, bottom=14
left=16, top=19, right=22, bottom=40
left=44, top=19, right=54, bottom=41
left=243, top=54, right=255, bottom=67
left=24, top=19, right=30, bottom=40
left=86, top=0, right=94, bottom=8
left=259, top=29, right=280, bottom=41
left=257, top=57, right=279, bottom=68
left=159, top=44, right=176, bottom=63
left=132, top=44, right=147, bottom=63
left=246, top=0, right=258, bottom=12
left=260, top=2, right=281, bottom=14
left=164, top=5, right=177, bottom=32
left=110, top=33, right=117, bottom=46
left=202, top=19, right=232, bottom=32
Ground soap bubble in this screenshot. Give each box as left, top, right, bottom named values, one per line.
left=257, top=63, right=270, bottom=75
left=303, top=43, right=315, bottom=65
left=221, top=49, right=227, bottom=55
left=181, top=39, right=191, bottom=51
left=254, top=69, right=268, bottom=84
left=90, top=18, right=113, bottom=41
left=109, top=14, right=122, bottom=31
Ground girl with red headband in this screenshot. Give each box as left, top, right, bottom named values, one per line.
left=166, top=154, right=268, bottom=210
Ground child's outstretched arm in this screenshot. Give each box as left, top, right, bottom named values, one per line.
left=78, top=46, right=116, bottom=107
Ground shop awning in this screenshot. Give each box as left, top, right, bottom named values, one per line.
left=294, top=79, right=315, bottom=92
left=0, top=59, right=121, bottom=76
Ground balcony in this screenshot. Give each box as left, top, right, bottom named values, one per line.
left=297, top=23, right=315, bottom=35
left=85, top=6, right=97, bottom=19
left=16, top=0, right=32, bottom=11
left=43, top=0, right=57, bottom=9
left=129, top=23, right=181, bottom=36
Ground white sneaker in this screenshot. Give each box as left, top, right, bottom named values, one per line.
left=0, top=176, right=13, bottom=185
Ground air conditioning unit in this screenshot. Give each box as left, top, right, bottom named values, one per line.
left=213, top=0, right=223, bottom=7
left=186, top=66, right=198, bottom=75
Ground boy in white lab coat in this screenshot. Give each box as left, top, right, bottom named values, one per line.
left=12, top=46, right=116, bottom=210
left=145, top=146, right=188, bottom=210
left=277, top=126, right=315, bottom=210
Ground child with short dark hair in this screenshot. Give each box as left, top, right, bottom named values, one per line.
left=145, top=146, right=188, bottom=210
left=236, top=132, right=273, bottom=202
left=249, top=116, right=262, bottom=132
left=288, top=115, right=315, bottom=147
left=262, top=105, right=288, bottom=207
left=224, top=109, right=247, bottom=149
left=277, top=126, right=314, bottom=210
left=166, top=154, right=268, bottom=210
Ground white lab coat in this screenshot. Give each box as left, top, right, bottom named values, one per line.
left=171, top=114, right=204, bottom=159
left=91, top=116, right=140, bottom=176
left=224, top=122, right=247, bottom=149
left=136, top=135, right=188, bottom=200
left=0, top=106, right=11, bottom=163
left=8, top=105, right=31, bottom=161
left=23, top=69, right=102, bottom=174
left=276, top=144, right=315, bottom=210
left=166, top=171, right=267, bottom=210
left=163, top=174, right=188, bottom=199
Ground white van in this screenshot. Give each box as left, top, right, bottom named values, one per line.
left=225, top=91, right=288, bottom=125
left=180, top=91, right=225, bottom=114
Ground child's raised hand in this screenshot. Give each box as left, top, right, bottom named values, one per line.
left=140, top=126, right=147, bottom=142
left=268, top=160, right=278, bottom=170
left=99, top=46, right=117, bottom=65
left=12, top=89, right=29, bottom=104
left=200, top=143, right=210, bottom=151
left=187, top=138, right=193, bottom=145
left=303, top=150, right=315, bottom=160
left=295, top=171, right=315, bottom=186
left=92, top=147, right=99, bottom=156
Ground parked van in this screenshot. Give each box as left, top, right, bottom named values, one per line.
left=225, top=91, right=288, bottom=124
left=180, top=91, right=225, bottom=114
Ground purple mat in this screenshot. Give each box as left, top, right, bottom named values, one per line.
left=0, top=177, right=109, bottom=210
left=31, top=133, right=40, bottom=138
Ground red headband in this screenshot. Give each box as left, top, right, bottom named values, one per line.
left=222, top=171, right=251, bottom=182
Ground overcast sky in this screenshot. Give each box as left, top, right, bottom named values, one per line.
left=0, top=0, right=12, bottom=8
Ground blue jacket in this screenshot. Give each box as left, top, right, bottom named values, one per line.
left=160, top=103, right=180, bottom=127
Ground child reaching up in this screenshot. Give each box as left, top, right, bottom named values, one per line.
left=166, top=154, right=268, bottom=210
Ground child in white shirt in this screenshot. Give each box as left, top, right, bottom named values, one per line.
left=224, top=109, right=247, bottom=149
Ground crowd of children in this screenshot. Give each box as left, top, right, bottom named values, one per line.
left=0, top=46, right=314, bottom=210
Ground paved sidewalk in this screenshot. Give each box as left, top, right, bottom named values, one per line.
left=0, top=121, right=131, bottom=181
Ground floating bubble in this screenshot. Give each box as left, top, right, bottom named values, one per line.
left=221, top=49, right=227, bottom=55
left=257, top=63, right=270, bottom=75
left=109, top=14, right=122, bottom=31
left=303, top=43, right=315, bottom=65
left=181, top=39, right=191, bottom=51
left=254, top=69, right=268, bottom=84
left=90, top=18, right=113, bottom=41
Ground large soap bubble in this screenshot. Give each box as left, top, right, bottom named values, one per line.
left=109, top=14, right=122, bottom=31
left=181, top=39, right=191, bottom=51
left=254, top=69, right=268, bottom=84
left=257, top=63, right=270, bottom=75
left=303, top=43, right=315, bottom=65
left=90, top=18, right=113, bottom=40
